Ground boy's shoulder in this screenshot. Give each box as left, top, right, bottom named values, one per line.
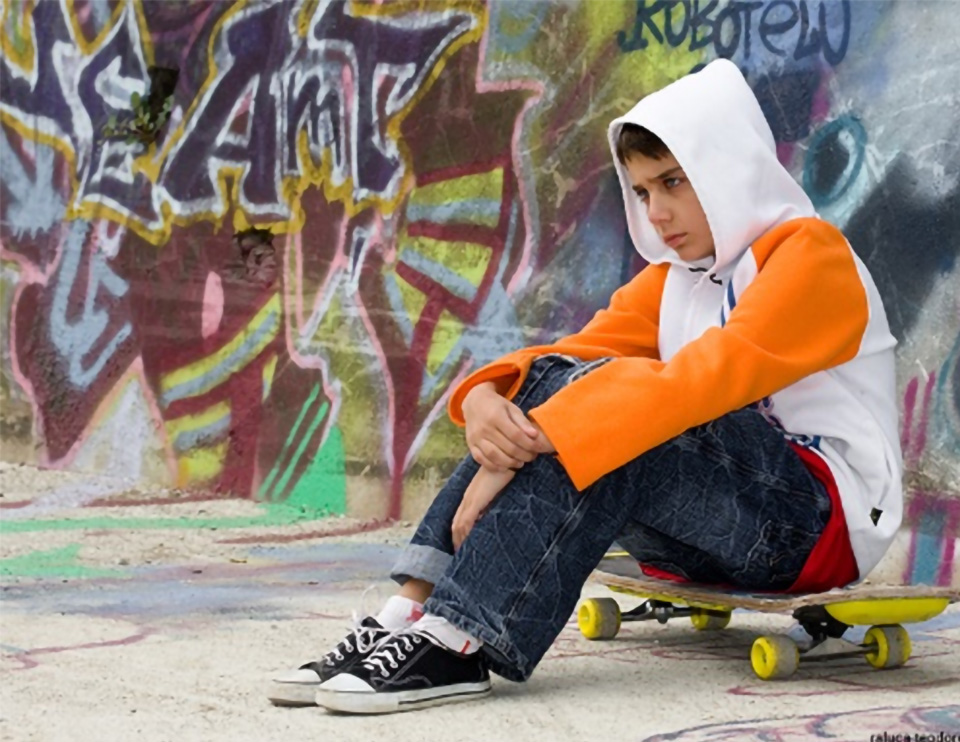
left=756, top=216, right=846, bottom=250
left=750, top=217, right=849, bottom=269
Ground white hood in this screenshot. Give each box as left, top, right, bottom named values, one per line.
left=608, top=59, right=815, bottom=274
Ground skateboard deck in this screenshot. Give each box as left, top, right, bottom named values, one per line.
left=579, top=553, right=957, bottom=680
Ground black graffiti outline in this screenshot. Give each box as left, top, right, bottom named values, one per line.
left=617, top=0, right=850, bottom=67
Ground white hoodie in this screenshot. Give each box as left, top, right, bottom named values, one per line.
left=450, top=60, right=902, bottom=583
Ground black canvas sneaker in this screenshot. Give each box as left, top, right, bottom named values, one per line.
left=267, top=617, right=390, bottom=706
left=315, top=629, right=491, bottom=714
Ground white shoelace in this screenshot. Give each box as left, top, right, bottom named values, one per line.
left=361, top=632, right=424, bottom=678
left=324, top=585, right=384, bottom=665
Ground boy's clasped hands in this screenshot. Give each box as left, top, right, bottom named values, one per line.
left=452, top=382, right=556, bottom=550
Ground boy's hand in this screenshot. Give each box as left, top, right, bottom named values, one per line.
left=462, top=382, right=551, bottom=471
left=528, top=419, right=556, bottom=455
left=452, top=467, right=515, bottom=550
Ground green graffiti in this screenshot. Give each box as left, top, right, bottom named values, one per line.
left=258, top=384, right=324, bottom=501
left=257, top=382, right=343, bottom=513
left=284, top=424, right=346, bottom=515
left=269, top=400, right=330, bottom=502
left=0, top=544, right=122, bottom=578
left=0, top=503, right=323, bottom=535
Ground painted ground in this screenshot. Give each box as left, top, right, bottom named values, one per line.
left=1, top=463, right=958, bottom=742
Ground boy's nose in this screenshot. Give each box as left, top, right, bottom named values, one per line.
left=647, top=196, right=671, bottom=224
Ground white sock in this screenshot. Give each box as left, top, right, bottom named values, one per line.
left=375, top=595, right=424, bottom=630
left=411, top=613, right=482, bottom=655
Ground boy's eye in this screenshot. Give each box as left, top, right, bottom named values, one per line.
left=634, top=190, right=649, bottom=202
left=664, top=177, right=683, bottom=189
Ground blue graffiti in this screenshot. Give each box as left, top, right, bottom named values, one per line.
left=802, top=115, right=867, bottom=208
left=618, top=0, right=851, bottom=67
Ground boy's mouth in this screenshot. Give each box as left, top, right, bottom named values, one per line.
left=664, top=233, right=686, bottom=247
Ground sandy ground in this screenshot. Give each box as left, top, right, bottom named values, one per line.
left=1, top=462, right=958, bottom=742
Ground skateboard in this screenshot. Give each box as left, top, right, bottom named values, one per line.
left=579, top=553, right=958, bottom=680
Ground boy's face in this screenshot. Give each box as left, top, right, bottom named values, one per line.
left=624, top=152, right=715, bottom=262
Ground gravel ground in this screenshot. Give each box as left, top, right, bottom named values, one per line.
left=1, top=463, right=958, bottom=742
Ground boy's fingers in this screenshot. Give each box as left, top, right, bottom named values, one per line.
left=453, top=509, right=480, bottom=550
left=492, top=450, right=524, bottom=470
left=478, top=442, right=519, bottom=471
left=505, top=404, right=539, bottom=438
left=532, top=432, right=552, bottom=453
left=496, top=418, right=540, bottom=454
left=490, top=430, right=536, bottom=462
left=491, top=448, right=524, bottom=470
left=470, top=446, right=495, bottom=471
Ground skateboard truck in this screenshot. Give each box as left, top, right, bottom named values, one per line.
left=794, top=605, right=849, bottom=641
left=622, top=599, right=728, bottom=626
left=788, top=606, right=889, bottom=665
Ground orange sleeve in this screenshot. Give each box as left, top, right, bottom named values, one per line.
left=528, top=218, right=870, bottom=491
left=447, top=263, right=669, bottom=426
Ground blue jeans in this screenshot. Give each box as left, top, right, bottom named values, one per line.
left=391, top=356, right=831, bottom=681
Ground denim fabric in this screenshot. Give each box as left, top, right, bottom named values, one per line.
left=391, top=355, right=831, bottom=682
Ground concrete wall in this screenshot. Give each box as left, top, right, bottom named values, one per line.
left=1, top=0, right=957, bottom=584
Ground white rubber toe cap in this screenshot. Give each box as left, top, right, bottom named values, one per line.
left=272, top=668, right=321, bottom=684
left=318, top=673, right=375, bottom=693
left=267, top=667, right=323, bottom=706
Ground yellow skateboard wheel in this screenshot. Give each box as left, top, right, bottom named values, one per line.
left=751, top=635, right=800, bottom=680
left=578, top=598, right=621, bottom=640
left=864, top=625, right=911, bottom=669
left=690, top=609, right=732, bottom=631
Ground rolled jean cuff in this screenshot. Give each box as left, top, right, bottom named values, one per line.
left=390, top=543, right=453, bottom=586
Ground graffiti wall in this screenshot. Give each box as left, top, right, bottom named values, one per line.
left=1, top=0, right=957, bottom=585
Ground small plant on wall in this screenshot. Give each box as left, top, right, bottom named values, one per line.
left=103, top=66, right=178, bottom=147
left=234, top=227, right=278, bottom=288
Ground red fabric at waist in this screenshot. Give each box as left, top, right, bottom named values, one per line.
left=638, top=443, right=859, bottom=594
left=783, top=443, right=859, bottom=593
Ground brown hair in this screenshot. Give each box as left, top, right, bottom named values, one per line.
left=615, top=123, right=670, bottom=164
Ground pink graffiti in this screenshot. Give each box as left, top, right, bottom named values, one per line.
left=902, top=371, right=937, bottom=466
left=201, top=271, right=224, bottom=339
left=903, top=490, right=960, bottom=586
left=5, top=626, right=155, bottom=672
